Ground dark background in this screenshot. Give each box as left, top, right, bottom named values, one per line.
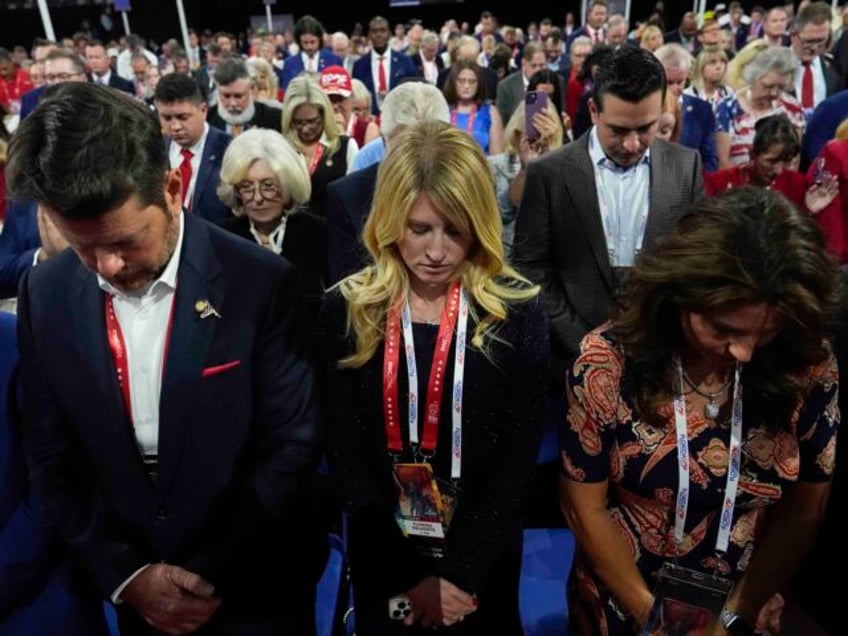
left=1, top=1, right=795, bottom=51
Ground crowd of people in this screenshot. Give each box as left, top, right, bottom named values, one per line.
left=0, top=1, right=846, bottom=635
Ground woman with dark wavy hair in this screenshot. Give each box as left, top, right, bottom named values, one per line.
left=560, top=187, right=841, bottom=635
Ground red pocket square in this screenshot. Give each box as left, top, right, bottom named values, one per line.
left=201, top=360, right=241, bottom=378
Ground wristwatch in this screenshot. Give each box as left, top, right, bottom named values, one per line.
left=720, top=608, right=757, bottom=635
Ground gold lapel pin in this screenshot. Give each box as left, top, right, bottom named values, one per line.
left=195, top=299, right=221, bottom=319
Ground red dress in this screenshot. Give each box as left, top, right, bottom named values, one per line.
left=807, top=139, right=848, bottom=264
left=704, top=165, right=808, bottom=209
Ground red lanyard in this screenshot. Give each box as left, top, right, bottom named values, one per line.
left=383, top=282, right=462, bottom=456
left=104, top=291, right=177, bottom=425
left=450, top=106, right=477, bottom=134
left=308, top=144, right=325, bottom=175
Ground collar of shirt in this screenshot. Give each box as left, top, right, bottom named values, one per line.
left=249, top=216, right=286, bottom=254
left=97, top=212, right=185, bottom=300
left=588, top=125, right=651, bottom=173
left=95, top=70, right=112, bottom=84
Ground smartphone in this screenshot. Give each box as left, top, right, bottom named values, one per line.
left=524, top=90, right=549, bottom=141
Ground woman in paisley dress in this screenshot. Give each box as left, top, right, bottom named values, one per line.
left=560, top=187, right=840, bottom=635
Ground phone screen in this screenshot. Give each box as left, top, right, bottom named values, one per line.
left=524, top=90, right=549, bottom=141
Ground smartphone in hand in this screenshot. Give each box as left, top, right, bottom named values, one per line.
left=524, top=90, right=549, bottom=141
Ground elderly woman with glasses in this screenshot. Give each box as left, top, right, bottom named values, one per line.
left=217, top=127, right=327, bottom=321
left=715, top=46, right=805, bottom=169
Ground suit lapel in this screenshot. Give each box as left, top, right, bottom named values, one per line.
left=191, top=129, right=221, bottom=209
left=571, top=136, right=614, bottom=290
left=156, top=215, right=224, bottom=494
left=644, top=142, right=667, bottom=250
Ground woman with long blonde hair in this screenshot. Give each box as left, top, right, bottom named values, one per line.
left=319, top=119, right=548, bottom=635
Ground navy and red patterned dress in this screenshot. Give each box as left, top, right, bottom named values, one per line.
left=561, top=329, right=839, bottom=634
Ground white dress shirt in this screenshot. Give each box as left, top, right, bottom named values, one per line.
left=97, top=213, right=185, bottom=459
left=302, top=52, right=319, bottom=73
left=588, top=126, right=651, bottom=267
left=371, top=50, right=392, bottom=107
left=168, top=124, right=209, bottom=206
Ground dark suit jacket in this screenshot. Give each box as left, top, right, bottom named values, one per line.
left=0, top=199, right=39, bottom=299
left=19, top=85, right=46, bottom=120
left=495, top=71, right=525, bottom=129
left=409, top=51, right=443, bottom=78
left=207, top=101, right=281, bottom=134
left=17, top=213, right=325, bottom=627
left=512, top=133, right=704, bottom=382
left=353, top=51, right=419, bottom=114
left=0, top=312, right=108, bottom=635
left=325, top=162, right=379, bottom=284
left=679, top=93, right=719, bottom=172
left=801, top=89, right=848, bottom=171
left=165, top=126, right=232, bottom=222
left=786, top=55, right=844, bottom=105
left=280, top=50, right=344, bottom=91
left=94, top=73, right=134, bottom=95
left=217, top=212, right=328, bottom=324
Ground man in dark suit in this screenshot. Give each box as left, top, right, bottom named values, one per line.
left=281, top=15, right=343, bottom=91
left=207, top=57, right=281, bottom=136
left=655, top=43, right=719, bottom=172
left=495, top=41, right=548, bottom=126
left=410, top=30, right=443, bottom=85
left=6, top=82, right=325, bottom=635
left=566, top=0, right=609, bottom=50
left=20, top=48, right=88, bottom=119
left=801, top=89, right=848, bottom=170
left=513, top=47, right=704, bottom=383
left=664, top=11, right=700, bottom=54
left=85, top=40, right=134, bottom=94
left=353, top=15, right=418, bottom=114
left=788, top=2, right=844, bottom=113
left=326, top=81, right=450, bottom=283
left=154, top=74, right=232, bottom=222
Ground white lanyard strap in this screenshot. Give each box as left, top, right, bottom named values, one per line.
left=673, top=357, right=743, bottom=555
left=401, top=288, right=469, bottom=480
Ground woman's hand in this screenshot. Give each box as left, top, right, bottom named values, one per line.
left=755, top=593, right=784, bottom=634
left=532, top=109, right=559, bottom=144
left=805, top=173, right=839, bottom=215
left=404, top=576, right=477, bottom=628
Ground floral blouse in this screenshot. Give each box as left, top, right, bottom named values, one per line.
left=560, top=329, right=838, bottom=633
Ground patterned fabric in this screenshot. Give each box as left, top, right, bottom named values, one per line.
left=561, top=329, right=839, bottom=634
left=715, top=94, right=806, bottom=166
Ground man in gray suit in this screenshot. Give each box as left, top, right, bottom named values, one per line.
left=495, top=42, right=547, bottom=125
left=514, top=46, right=703, bottom=384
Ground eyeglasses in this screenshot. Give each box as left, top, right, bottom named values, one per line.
left=796, top=35, right=828, bottom=50
left=234, top=179, right=281, bottom=199
left=291, top=115, right=323, bottom=128
left=45, top=72, right=84, bottom=83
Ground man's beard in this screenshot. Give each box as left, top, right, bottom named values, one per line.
left=217, top=100, right=256, bottom=125
left=108, top=212, right=180, bottom=293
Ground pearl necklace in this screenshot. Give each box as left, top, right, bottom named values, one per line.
left=680, top=367, right=734, bottom=420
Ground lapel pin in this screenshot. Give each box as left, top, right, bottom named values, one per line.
left=195, top=299, right=221, bottom=319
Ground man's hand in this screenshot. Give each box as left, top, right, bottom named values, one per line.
left=36, top=206, right=69, bottom=262
left=120, top=564, right=221, bottom=635
left=404, top=576, right=477, bottom=629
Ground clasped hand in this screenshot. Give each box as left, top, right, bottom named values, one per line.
left=404, top=576, right=477, bottom=629
left=121, top=563, right=221, bottom=635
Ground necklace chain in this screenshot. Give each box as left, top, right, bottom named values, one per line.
left=680, top=367, right=734, bottom=400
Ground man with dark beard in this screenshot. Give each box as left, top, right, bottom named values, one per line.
left=6, top=82, right=326, bottom=635
left=207, top=56, right=281, bottom=136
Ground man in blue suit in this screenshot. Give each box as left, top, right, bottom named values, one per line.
left=656, top=43, right=719, bottom=172
left=280, top=15, right=342, bottom=91
left=801, top=89, right=848, bottom=170
left=7, top=82, right=325, bottom=635
left=352, top=16, right=418, bottom=115
left=154, top=73, right=232, bottom=222
left=0, top=199, right=39, bottom=299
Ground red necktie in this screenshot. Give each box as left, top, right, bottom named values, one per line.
left=801, top=62, right=814, bottom=109
left=179, top=148, right=193, bottom=207
left=378, top=55, right=387, bottom=94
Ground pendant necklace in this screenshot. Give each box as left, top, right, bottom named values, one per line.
left=680, top=367, right=734, bottom=420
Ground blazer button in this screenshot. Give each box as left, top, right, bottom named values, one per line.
left=154, top=506, right=168, bottom=521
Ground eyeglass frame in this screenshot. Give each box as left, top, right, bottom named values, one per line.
left=233, top=179, right=283, bottom=200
